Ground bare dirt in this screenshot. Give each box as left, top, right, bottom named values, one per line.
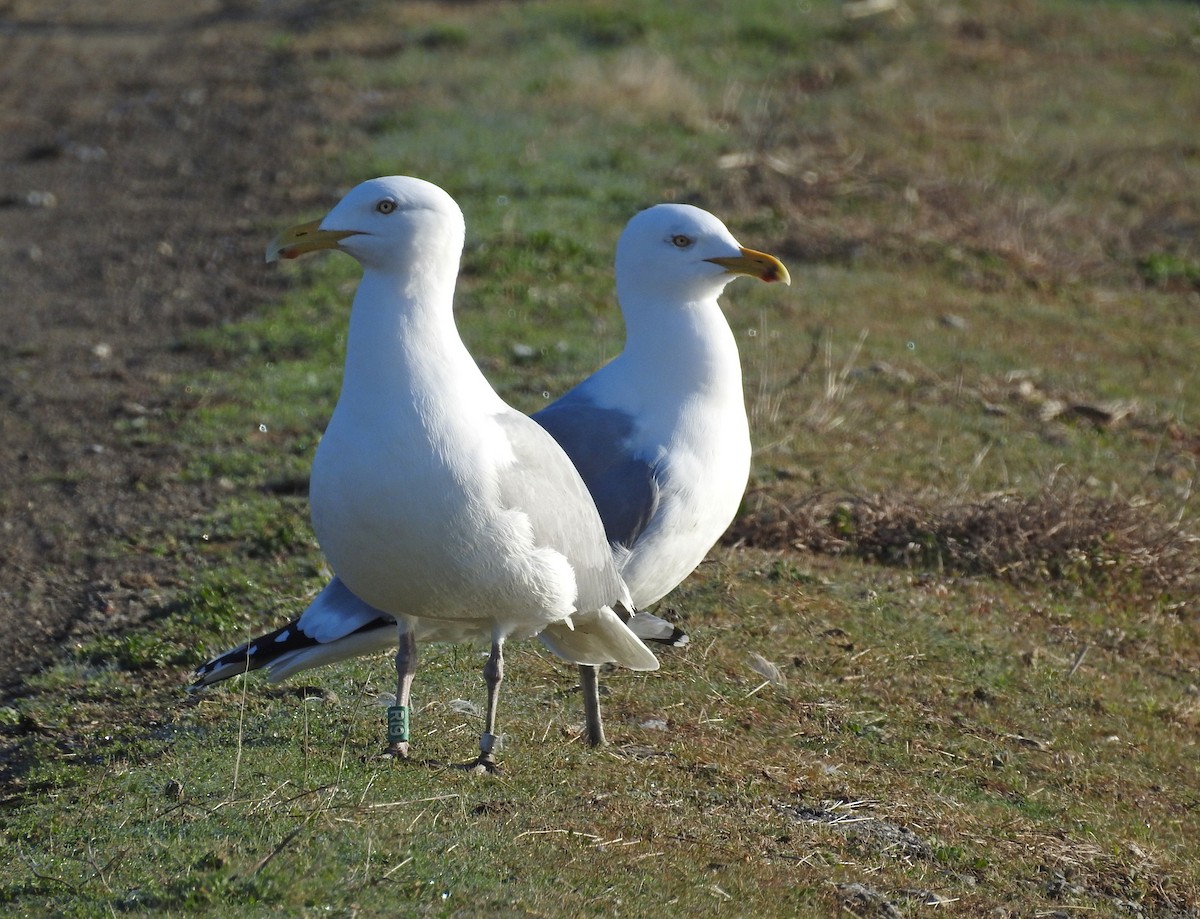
left=0, top=0, right=340, bottom=689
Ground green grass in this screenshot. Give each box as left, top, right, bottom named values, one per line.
left=4, top=0, right=1200, bottom=915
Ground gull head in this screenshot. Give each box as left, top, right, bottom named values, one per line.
left=266, top=176, right=466, bottom=274
left=615, top=203, right=790, bottom=305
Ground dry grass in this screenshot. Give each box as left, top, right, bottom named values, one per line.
left=715, top=2, right=1200, bottom=292
left=557, top=48, right=708, bottom=126
left=729, top=483, right=1200, bottom=603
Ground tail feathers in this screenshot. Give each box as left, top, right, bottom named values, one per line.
left=190, top=616, right=394, bottom=690
left=538, top=607, right=659, bottom=672
left=264, top=623, right=397, bottom=682
left=628, top=611, right=689, bottom=647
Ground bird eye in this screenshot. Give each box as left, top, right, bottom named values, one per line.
left=671, top=234, right=693, bottom=249
left=376, top=199, right=397, bottom=215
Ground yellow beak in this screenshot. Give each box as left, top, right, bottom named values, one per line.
left=265, top=219, right=361, bottom=263
left=705, top=246, right=791, bottom=285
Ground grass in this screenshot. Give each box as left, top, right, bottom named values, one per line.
left=4, top=0, right=1200, bottom=915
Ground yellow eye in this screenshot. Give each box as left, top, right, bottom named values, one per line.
left=376, top=199, right=397, bottom=214
left=671, top=234, right=692, bottom=248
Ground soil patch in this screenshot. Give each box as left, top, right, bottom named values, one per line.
left=0, top=0, right=337, bottom=689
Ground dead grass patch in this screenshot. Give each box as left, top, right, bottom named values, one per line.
left=713, top=2, right=1200, bottom=292
left=728, top=484, right=1199, bottom=602
left=557, top=48, right=708, bottom=126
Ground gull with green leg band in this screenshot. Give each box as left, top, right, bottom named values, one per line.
left=207, top=178, right=666, bottom=768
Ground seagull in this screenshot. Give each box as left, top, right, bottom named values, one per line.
left=193, top=176, right=657, bottom=771
left=532, top=203, right=790, bottom=741
left=192, top=200, right=790, bottom=749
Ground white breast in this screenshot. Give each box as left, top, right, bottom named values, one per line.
left=311, top=364, right=579, bottom=639
left=619, top=391, right=751, bottom=606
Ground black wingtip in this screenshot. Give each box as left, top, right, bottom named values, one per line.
left=646, top=626, right=689, bottom=648
left=189, top=621, right=305, bottom=690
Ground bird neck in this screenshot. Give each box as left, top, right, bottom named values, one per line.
left=337, top=270, right=500, bottom=415
left=619, top=294, right=743, bottom=394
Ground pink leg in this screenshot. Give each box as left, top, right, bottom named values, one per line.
left=472, top=638, right=504, bottom=773
left=579, top=664, right=606, bottom=747
left=384, top=624, right=417, bottom=758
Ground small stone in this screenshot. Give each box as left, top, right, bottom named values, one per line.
left=24, top=190, right=58, bottom=208
left=940, top=313, right=968, bottom=330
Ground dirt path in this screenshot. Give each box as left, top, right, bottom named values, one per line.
left=0, top=1, right=337, bottom=687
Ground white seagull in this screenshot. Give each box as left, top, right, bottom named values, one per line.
left=192, top=199, right=790, bottom=749
left=193, top=176, right=657, bottom=771
left=534, top=203, right=790, bottom=741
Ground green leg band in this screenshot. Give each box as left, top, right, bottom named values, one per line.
left=387, top=705, right=410, bottom=744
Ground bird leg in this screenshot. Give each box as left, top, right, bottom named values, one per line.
left=384, top=625, right=417, bottom=759
left=579, top=664, right=606, bottom=747
left=472, top=638, right=504, bottom=773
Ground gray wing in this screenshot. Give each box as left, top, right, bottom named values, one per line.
left=532, top=391, right=661, bottom=551
left=493, top=411, right=633, bottom=617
